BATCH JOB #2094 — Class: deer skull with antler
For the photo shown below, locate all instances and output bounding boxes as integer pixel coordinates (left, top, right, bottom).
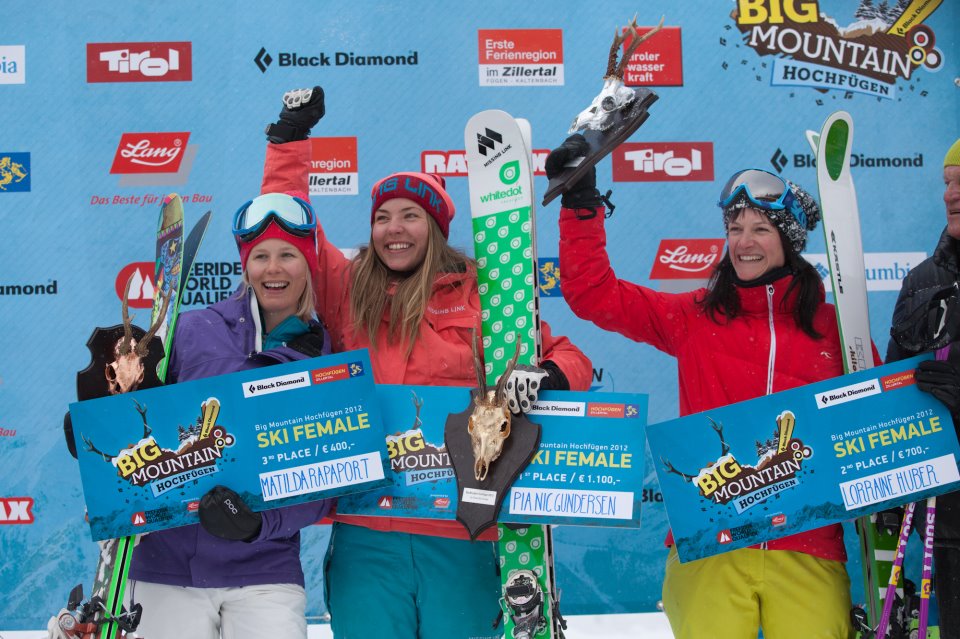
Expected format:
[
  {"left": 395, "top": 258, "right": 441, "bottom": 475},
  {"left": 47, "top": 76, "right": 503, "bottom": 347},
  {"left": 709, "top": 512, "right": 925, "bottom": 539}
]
[
  {"left": 105, "top": 275, "right": 170, "bottom": 395},
  {"left": 468, "top": 333, "right": 522, "bottom": 482},
  {"left": 569, "top": 15, "right": 664, "bottom": 133}
]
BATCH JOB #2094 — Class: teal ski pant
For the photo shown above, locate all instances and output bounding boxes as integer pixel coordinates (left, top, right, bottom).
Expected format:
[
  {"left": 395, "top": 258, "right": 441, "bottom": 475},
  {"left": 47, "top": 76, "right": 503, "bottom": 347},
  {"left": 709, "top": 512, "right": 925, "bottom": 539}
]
[{"left": 324, "top": 522, "right": 503, "bottom": 639}]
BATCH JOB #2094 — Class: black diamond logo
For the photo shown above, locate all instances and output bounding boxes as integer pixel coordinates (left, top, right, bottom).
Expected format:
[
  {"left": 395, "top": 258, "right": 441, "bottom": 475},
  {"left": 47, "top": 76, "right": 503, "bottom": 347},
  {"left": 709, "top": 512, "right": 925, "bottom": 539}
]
[
  {"left": 770, "top": 148, "right": 788, "bottom": 173},
  {"left": 254, "top": 47, "right": 273, "bottom": 73},
  {"left": 476, "top": 128, "right": 503, "bottom": 156}
]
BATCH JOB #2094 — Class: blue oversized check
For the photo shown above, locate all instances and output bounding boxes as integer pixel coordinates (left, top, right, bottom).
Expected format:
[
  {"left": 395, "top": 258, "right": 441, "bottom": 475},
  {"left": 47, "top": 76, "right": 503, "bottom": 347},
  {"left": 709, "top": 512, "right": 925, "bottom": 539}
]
[
  {"left": 646, "top": 355, "right": 960, "bottom": 562},
  {"left": 70, "top": 350, "right": 389, "bottom": 540},
  {"left": 336, "top": 387, "right": 648, "bottom": 527}
]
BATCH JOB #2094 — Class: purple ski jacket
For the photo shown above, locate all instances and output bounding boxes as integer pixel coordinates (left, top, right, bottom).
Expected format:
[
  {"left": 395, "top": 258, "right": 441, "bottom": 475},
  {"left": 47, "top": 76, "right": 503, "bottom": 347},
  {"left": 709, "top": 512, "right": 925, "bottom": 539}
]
[{"left": 129, "top": 288, "right": 332, "bottom": 588}]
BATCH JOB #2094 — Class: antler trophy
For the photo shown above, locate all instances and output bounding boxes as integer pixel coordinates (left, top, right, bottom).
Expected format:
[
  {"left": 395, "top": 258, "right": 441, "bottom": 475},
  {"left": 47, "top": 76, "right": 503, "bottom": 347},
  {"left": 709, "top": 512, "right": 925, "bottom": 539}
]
[
  {"left": 542, "top": 15, "right": 664, "bottom": 206},
  {"left": 444, "top": 331, "right": 543, "bottom": 539}
]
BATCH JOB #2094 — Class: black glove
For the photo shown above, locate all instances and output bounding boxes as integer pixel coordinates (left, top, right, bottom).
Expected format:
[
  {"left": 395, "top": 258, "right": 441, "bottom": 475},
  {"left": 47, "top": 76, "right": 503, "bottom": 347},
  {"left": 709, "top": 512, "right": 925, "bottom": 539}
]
[
  {"left": 539, "top": 360, "right": 569, "bottom": 391},
  {"left": 287, "top": 324, "right": 325, "bottom": 358},
  {"left": 199, "top": 485, "right": 263, "bottom": 541},
  {"left": 544, "top": 134, "right": 602, "bottom": 210},
  {"left": 916, "top": 357, "right": 960, "bottom": 416},
  {"left": 265, "top": 86, "right": 325, "bottom": 144}
]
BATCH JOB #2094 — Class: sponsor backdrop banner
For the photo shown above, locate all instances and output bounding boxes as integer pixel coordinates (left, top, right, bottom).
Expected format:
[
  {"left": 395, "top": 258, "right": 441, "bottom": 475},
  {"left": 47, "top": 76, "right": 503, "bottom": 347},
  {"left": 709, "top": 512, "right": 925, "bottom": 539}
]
[
  {"left": 647, "top": 355, "right": 960, "bottom": 562},
  {"left": 0, "top": 0, "right": 957, "bottom": 629}
]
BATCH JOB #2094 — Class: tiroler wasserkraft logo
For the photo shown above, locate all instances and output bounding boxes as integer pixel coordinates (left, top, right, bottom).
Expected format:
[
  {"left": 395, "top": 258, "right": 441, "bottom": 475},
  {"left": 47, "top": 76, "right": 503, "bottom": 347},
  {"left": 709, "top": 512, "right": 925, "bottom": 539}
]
[
  {"left": 730, "top": 0, "right": 945, "bottom": 100},
  {"left": 0, "top": 152, "right": 30, "bottom": 192},
  {"left": 253, "top": 46, "right": 419, "bottom": 73}
]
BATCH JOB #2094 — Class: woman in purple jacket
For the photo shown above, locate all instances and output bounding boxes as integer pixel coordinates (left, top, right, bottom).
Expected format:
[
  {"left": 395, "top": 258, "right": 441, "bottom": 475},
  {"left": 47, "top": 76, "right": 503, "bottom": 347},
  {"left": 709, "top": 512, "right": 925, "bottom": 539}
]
[{"left": 127, "top": 193, "right": 331, "bottom": 639}]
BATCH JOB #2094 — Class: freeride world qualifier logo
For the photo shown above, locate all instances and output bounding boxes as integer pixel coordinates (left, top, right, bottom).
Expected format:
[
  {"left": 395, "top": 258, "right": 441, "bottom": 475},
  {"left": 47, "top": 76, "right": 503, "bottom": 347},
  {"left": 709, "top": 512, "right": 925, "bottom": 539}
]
[{"left": 730, "top": 0, "right": 945, "bottom": 100}]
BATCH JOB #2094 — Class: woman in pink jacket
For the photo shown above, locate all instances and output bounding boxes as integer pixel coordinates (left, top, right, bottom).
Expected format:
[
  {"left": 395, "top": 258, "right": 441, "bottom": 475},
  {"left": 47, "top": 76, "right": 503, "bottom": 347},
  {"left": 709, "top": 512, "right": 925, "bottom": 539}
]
[
  {"left": 547, "top": 134, "right": 878, "bottom": 639},
  {"left": 260, "top": 88, "right": 592, "bottom": 639}
]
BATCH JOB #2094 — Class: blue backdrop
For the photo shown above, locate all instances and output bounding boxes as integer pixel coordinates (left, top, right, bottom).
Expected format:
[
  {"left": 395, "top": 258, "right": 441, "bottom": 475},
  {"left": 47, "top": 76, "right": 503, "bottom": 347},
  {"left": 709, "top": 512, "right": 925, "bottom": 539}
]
[{"left": 1, "top": 0, "right": 957, "bottom": 630}]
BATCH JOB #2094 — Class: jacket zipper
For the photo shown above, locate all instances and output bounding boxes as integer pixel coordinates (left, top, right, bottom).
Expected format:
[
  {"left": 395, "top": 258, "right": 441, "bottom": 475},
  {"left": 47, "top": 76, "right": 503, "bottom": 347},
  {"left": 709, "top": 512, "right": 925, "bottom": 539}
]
[
  {"left": 766, "top": 284, "right": 776, "bottom": 396},
  {"left": 761, "top": 283, "right": 776, "bottom": 553}
]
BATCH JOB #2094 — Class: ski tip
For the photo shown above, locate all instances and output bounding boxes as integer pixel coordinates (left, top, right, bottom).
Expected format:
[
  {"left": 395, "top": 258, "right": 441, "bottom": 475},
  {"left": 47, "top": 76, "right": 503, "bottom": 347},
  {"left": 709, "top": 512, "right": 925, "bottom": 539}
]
[{"left": 162, "top": 193, "right": 181, "bottom": 206}]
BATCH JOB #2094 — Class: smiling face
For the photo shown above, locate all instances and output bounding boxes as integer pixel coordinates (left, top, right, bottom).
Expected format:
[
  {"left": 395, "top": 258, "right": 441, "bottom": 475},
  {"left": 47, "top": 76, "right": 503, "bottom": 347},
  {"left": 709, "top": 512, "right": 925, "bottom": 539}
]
[
  {"left": 945, "top": 165, "right": 960, "bottom": 240},
  {"left": 244, "top": 238, "right": 308, "bottom": 332},
  {"left": 726, "top": 207, "right": 786, "bottom": 281},
  {"left": 371, "top": 197, "right": 431, "bottom": 273}
]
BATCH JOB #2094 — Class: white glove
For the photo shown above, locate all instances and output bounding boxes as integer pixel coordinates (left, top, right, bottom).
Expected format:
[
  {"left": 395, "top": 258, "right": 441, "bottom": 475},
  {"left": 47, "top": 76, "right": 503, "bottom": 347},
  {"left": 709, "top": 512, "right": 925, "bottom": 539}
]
[{"left": 504, "top": 365, "right": 549, "bottom": 415}]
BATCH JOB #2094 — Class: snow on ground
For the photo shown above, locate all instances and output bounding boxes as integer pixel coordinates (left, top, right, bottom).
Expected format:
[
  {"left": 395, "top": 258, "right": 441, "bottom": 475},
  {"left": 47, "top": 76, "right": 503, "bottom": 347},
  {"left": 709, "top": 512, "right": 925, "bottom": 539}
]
[{"left": 0, "top": 613, "right": 675, "bottom": 638}]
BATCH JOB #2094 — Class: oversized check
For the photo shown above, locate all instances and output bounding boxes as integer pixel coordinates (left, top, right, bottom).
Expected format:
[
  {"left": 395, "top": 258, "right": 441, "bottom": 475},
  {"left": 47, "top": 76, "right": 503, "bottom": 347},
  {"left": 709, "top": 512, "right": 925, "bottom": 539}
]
[
  {"left": 646, "top": 355, "right": 960, "bottom": 562},
  {"left": 70, "top": 350, "right": 389, "bottom": 540},
  {"left": 336, "top": 386, "right": 648, "bottom": 527}
]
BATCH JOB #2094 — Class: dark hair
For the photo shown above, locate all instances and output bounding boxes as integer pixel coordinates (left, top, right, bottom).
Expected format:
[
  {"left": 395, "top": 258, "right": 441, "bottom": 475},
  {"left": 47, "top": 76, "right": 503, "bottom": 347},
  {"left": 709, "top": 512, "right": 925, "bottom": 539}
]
[{"left": 697, "top": 229, "right": 824, "bottom": 339}]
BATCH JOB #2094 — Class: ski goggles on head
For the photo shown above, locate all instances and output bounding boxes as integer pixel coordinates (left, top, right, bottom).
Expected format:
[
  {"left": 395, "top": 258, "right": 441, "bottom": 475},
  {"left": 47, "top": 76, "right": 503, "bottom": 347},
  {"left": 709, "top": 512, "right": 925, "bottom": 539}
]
[
  {"left": 232, "top": 193, "right": 316, "bottom": 243},
  {"left": 718, "top": 169, "right": 799, "bottom": 215}
]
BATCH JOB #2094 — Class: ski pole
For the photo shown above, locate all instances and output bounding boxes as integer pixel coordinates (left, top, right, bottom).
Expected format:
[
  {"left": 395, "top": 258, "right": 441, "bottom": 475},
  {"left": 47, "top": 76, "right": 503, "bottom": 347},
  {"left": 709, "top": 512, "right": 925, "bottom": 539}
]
[
  {"left": 876, "top": 501, "right": 916, "bottom": 639},
  {"left": 918, "top": 496, "right": 936, "bottom": 638}
]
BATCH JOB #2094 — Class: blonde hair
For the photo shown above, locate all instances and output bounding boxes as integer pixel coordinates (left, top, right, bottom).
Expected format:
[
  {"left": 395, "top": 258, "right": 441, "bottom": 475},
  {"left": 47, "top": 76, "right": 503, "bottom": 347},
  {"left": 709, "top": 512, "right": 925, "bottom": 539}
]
[{"left": 350, "top": 219, "right": 472, "bottom": 352}]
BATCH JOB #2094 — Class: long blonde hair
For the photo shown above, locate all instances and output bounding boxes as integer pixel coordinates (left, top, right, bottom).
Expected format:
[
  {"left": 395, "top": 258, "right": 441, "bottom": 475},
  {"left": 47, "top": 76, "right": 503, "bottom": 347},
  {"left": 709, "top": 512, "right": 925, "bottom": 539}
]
[{"left": 350, "top": 219, "right": 472, "bottom": 351}]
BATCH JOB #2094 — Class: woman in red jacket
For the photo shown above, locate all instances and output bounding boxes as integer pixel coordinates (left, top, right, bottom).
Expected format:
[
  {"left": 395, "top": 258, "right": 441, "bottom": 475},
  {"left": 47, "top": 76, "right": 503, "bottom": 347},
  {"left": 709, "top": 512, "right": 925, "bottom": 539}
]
[
  {"left": 260, "top": 89, "right": 592, "bottom": 639},
  {"left": 548, "top": 135, "right": 875, "bottom": 639}
]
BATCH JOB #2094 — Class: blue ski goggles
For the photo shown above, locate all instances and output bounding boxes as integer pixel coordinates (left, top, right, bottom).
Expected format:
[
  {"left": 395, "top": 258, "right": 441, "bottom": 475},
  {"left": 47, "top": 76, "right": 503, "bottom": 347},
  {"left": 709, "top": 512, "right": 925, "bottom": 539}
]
[
  {"left": 718, "top": 169, "right": 798, "bottom": 213},
  {"left": 232, "top": 193, "right": 316, "bottom": 243}
]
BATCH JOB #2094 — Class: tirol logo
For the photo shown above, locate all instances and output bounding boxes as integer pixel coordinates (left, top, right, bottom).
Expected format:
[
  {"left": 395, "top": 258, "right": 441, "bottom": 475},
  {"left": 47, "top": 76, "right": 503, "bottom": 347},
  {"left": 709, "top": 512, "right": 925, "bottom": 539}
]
[
  {"left": 731, "top": 0, "right": 945, "bottom": 100},
  {"left": 649, "top": 239, "right": 725, "bottom": 280},
  {"left": 661, "top": 410, "right": 813, "bottom": 514},
  {"left": 622, "top": 25, "right": 684, "bottom": 86},
  {"left": 0, "top": 497, "right": 34, "bottom": 524},
  {"left": 84, "top": 398, "right": 233, "bottom": 498},
  {"left": 111, "top": 133, "right": 190, "bottom": 174},
  {"left": 613, "top": 142, "right": 714, "bottom": 182},
  {"left": 385, "top": 392, "right": 455, "bottom": 486},
  {"left": 0, "top": 45, "right": 26, "bottom": 84},
  {"left": 87, "top": 42, "right": 192, "bottom": 82},
  {"left": 0, "top": 152, "right": 30, "bottom": 192},
  {"left": 309, "top": 137, "right": 358, "bottom": 195},
  {"left": 116, "top": 262, "right": 157, "bottom": 310},
  {"left": 421, "top": 149, "right": 550, "bottom": 177},
  {"left": 478, "top": 29, "right": 564, "bottom": 87}
]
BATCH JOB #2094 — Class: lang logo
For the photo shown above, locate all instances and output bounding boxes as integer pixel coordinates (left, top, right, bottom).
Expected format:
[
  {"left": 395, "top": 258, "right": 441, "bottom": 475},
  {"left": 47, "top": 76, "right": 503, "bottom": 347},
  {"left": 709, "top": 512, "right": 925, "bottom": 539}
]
[
  {"left": 116, "top": 262, "right": 157, "bottom": 310},
  {"left": 649, "top": 239, "right": 724, "bottom": 280},
  {"left": 0, "top": 497, "right": 34, "bottom": 524},
  {"left": 0, "top": 152, "right": 30, "bottom": 192},
  {"left": 87, "top": 42, "right": 192, "bottom": 82},
  {"left": 111, "top": 132, "right": 190, "bottom": 174},
  {"left": 613, "top": 142, "right": 714, "bottom": 182}
]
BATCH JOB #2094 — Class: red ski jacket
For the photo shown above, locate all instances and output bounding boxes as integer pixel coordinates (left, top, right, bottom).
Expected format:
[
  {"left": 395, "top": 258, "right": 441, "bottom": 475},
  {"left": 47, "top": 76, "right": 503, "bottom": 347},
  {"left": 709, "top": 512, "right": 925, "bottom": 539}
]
[
  {"left": 559, "top": 207, "right": 881, "bottom": 562},
  {"left": 261, "top": 141, "right": 592, "bottom": 540}
]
